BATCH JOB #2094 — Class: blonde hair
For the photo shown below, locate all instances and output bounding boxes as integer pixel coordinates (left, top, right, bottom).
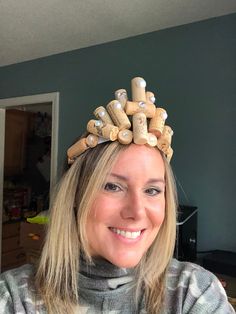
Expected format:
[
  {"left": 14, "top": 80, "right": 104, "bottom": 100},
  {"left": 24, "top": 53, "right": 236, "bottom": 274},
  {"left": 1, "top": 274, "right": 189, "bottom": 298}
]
[{"left": 35, "top": 141, "right": 177, "bottom": 314}]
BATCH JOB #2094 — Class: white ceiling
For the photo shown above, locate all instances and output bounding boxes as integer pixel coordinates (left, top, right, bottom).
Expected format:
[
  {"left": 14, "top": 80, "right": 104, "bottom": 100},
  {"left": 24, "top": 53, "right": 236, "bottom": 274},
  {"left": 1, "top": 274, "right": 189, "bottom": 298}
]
[{"left": 1, "top": 0, "right": 236, "bottom": 67}]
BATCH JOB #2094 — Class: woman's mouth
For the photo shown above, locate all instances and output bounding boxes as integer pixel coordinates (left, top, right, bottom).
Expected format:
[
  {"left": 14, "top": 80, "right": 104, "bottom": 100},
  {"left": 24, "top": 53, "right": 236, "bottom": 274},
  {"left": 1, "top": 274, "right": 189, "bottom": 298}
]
[{"left": 109, "top": 227, "right": 143, "bottom": 239}]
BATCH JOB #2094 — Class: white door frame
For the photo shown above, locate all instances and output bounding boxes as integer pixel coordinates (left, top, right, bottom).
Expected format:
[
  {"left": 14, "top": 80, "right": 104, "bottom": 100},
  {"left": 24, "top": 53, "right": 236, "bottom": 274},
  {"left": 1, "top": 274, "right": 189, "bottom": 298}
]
[{"left": 0, "top": 92, "right": 59, "bottom": 271}]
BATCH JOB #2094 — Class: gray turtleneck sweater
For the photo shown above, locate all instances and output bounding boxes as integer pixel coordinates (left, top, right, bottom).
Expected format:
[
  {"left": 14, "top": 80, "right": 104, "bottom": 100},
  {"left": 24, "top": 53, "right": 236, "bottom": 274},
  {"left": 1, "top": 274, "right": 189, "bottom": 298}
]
[{"left": 0, "top": 258, "right": 234, "bottom": 313}]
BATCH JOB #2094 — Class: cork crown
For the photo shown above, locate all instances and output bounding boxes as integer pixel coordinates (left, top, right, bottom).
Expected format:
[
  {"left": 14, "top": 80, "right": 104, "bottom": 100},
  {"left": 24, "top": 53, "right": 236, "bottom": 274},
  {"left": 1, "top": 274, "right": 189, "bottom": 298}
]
[{"left": 67, "top": 77, "right": 174, "bottom": 164}]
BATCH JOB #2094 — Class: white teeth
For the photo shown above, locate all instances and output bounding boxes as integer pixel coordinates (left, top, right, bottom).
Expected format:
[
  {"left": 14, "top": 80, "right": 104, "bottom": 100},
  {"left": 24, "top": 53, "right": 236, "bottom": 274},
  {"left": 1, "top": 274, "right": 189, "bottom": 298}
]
[
  {"left": 120, "top": 230, "right": 126, "bottom": 237},
  {"left": 111, "top": 228, "right": 141, "bottom": 239}
]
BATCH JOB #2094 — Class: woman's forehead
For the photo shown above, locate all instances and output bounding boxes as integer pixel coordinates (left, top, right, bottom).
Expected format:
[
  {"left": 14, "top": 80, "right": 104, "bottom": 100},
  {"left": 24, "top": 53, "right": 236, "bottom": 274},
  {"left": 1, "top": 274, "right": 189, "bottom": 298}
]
[{"left": 108, "top": 144, "right": 165, "bottom": 178}]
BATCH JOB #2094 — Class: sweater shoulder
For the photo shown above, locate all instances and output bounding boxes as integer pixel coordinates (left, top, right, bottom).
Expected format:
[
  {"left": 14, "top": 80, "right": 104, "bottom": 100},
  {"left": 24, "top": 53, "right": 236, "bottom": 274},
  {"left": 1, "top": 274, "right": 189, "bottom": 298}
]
[
  {"left": 1, "top": 263, "right": 34, "bottom": 277},
  {"left": 165, "top": 259, "right": 234, "bottom": 313},
  {"left": 166, "top": 258, "right": 221, "bottom": 296},
  {"left": 167, "top": 258, "right": 213, "bottom": 280},
  {"left": 0, "top": 264, "right": 39, "bottom": 314},
  {"left": 0, "top": 263, "right": 34, "bottom": 289}
]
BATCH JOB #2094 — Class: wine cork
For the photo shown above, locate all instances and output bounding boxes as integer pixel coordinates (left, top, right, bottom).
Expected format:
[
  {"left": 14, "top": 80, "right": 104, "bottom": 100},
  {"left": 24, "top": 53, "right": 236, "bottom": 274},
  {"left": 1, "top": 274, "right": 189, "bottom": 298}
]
[
  {"left": 125, "top": 101, "right": 155, "bottom": 118},
  {"left": 166, "top": 147, "right": 173, "bottom": 163},
  {"left": 106, "top": 100, "right": 131, "bottom": 130},
  {"left": 146, "top": 91, "right": 156, "bottom": 104},
  {"left": 87, "top": 119, "right": 104, "bottom": 136},
  {"left": 94, "top": 106, "right": 114, "bottom": 125},
  {"left": 132, "top": 112, "right": 148, "bottom": 145},
  {"left": 157, "top": 126, "right": 173, "bottom": 152},
  {"left": 101, "top": 124, "right": 119, "bottom": 141},
  {"left": 162, "top": 125, "right": 174, "bottom": 145},
  {"left": 118, "top": 129, "right": 133, "bottom": 144},
  {"left": 115, "top": 89, "right": 128, "bottom": 109},
  {"left": 157, "top": 138, "right": 169, "bottom": 154},
  {"left": 67, "top": 138, "right": 89, "bottom": 160},
  {"left": 86, "top": 134, "right": 99, "bottom": 147},
  {"left": 149, "top": 108, "right": 168, "bottom": 138},
  {"left": 131, "top": 77, "right": 146, "bottom": 102},
  {"left": 147, "top": 133, "right": 158, "bottom": 147}
]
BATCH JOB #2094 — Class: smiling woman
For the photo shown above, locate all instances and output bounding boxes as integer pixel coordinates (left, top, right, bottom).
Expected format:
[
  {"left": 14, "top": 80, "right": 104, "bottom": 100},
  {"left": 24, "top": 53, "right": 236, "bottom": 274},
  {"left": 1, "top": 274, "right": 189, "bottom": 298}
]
[
  {"left": 86, "top": 144, "right": 166, "bottom": 269},
  {"left": 0, "top": 78, "right": 234, "bottom": 314}
]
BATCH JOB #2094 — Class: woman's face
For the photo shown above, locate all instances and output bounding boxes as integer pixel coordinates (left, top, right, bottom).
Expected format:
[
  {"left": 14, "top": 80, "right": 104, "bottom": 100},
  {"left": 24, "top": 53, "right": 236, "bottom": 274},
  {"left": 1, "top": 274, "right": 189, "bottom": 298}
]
[{"left": 86, "top": 144, "right": 166, "bottom": 268}]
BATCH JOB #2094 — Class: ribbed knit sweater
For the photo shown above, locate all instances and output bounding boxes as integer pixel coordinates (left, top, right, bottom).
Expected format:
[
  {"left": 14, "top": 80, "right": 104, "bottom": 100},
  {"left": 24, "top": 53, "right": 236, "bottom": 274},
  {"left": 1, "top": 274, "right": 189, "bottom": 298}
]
[{"left": 0, "top": 258, "right": 234, "bottom": 313}]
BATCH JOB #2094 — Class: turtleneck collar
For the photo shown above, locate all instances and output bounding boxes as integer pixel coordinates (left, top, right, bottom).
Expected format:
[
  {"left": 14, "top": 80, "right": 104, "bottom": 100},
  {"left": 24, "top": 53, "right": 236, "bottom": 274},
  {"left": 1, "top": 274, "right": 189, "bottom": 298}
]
[{"left": 78, "top": 256, "right": 135, "bottom": 292}]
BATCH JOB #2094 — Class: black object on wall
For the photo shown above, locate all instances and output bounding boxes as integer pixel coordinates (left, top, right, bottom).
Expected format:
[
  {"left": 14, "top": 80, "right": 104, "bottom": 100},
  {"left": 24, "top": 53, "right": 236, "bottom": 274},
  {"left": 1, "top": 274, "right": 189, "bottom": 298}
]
[{"left": 175, "top": 205, "right": 198, "bottom": 262}]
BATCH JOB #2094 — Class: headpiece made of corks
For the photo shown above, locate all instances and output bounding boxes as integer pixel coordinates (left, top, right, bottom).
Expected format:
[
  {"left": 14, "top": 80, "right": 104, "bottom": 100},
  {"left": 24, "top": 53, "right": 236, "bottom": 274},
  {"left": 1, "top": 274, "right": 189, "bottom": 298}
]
[{"left": 67, "top": 77, "right": 174, "bottom": 164}]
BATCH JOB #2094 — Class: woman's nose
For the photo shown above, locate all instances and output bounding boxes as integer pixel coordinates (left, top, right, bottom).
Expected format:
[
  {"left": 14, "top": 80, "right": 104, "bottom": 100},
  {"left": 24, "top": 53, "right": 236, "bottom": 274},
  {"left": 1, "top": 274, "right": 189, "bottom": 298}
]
[{"left": 120, "top": 191, "right": 146, "bottom": 220}]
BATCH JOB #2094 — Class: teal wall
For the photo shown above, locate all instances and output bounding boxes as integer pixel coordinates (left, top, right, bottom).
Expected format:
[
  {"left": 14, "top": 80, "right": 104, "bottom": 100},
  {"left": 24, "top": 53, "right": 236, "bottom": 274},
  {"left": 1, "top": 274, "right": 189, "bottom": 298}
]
[{"left": 1, "top": 14, "right": 235, "bottom": 252}]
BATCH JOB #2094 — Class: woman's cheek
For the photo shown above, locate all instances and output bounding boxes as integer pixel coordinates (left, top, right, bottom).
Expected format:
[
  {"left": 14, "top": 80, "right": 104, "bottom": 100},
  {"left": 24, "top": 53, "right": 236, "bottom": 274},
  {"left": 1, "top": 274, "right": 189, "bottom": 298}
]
[{"left": 149, "top": 202, "right": 165, "bottom": 226}]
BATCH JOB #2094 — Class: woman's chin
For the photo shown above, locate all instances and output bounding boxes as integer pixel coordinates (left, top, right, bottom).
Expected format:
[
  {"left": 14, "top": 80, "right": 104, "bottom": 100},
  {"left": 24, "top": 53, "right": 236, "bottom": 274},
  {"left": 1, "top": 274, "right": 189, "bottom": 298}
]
[{"left": 107, "top": 255, "right": 142, "bottom": 268}]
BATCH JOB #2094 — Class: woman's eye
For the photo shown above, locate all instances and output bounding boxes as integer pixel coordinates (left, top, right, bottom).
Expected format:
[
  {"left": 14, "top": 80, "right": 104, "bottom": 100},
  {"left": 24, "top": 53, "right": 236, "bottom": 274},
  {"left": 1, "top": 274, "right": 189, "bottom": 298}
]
[
  {"left": 145, "top": 187, "right": 161, "bottom": 196},
  {"left": 104, "top": 182, "right": 121, "bottom": 192}
]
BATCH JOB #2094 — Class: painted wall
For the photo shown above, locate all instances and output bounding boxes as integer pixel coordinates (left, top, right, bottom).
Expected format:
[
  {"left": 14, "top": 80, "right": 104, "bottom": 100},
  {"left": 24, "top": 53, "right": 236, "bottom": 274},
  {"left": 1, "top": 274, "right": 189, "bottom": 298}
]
[{"left": 0, "top": 13, "right": 235, "bottom": 252}]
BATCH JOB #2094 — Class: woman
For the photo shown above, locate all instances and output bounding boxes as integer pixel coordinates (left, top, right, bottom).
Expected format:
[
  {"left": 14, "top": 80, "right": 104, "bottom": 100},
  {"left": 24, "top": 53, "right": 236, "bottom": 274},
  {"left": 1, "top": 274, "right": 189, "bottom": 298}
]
[{"left": 0, "top": 77, "right": 234, "bottom": 313}]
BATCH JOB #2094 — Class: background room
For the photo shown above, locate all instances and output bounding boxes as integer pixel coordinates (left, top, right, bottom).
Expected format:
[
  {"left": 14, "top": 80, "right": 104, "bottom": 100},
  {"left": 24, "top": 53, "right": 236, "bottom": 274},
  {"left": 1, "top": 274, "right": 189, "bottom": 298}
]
[{"left": 0, "top": 0, "right": 236, "bottom": 307}]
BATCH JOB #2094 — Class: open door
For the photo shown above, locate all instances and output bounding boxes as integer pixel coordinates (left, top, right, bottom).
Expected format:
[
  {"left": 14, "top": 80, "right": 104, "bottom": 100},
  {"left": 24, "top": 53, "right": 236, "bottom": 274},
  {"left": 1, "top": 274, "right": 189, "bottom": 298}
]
[{"left": 0, "top": 92, "right": 59, "bottom": 272}]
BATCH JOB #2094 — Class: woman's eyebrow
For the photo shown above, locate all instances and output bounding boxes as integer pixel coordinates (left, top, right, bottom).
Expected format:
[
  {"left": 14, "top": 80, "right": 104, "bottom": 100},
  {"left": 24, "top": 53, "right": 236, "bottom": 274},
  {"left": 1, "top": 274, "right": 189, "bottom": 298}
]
[
  {"left": 147, "top": 178, "right": 165, "bottom": 185},
  {"left": 109, "top": 173, "right": 127, "bottom": 181},
  {"left": 109, "top": 173, "right": 165, "bottom": 184}
]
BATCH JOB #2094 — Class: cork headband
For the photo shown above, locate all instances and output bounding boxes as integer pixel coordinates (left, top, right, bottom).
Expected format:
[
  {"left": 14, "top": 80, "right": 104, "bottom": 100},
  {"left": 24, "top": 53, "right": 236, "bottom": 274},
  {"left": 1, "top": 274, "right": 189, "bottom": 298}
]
[{"left": 67, "top": 77, "right": 174, "bottom": 164}]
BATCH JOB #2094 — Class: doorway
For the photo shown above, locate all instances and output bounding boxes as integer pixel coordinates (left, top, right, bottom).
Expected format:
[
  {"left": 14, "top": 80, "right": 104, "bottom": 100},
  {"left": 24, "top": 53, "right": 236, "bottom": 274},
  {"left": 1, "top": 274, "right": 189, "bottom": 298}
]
[{"left": 0, "top": 92, "right": 59, "bottom": 271}]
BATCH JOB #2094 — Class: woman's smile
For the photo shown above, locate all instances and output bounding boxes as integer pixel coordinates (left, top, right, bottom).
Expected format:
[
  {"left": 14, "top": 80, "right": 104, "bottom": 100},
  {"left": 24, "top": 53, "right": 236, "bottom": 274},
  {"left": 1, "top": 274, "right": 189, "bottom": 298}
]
[{"left": 109, "top": 227, "right": 144, "bottom": 241}]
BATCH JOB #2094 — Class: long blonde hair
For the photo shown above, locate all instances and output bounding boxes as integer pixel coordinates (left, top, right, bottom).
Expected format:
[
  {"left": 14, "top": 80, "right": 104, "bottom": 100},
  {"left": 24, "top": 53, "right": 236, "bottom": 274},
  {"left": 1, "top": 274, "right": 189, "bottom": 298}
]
[{"left": 35, "top": 141, "right": 177, "bottom": 314}]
